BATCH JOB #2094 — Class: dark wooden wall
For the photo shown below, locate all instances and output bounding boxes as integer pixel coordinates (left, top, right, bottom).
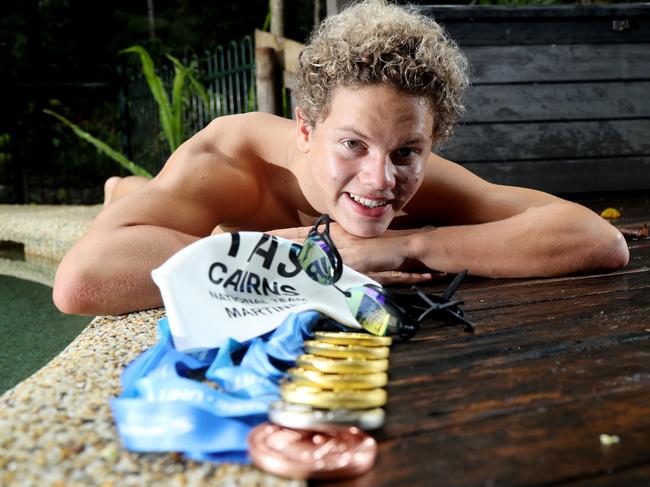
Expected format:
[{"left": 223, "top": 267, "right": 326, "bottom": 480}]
[{"left": 420, "top": 5, "right": 650, "bottom": 195}]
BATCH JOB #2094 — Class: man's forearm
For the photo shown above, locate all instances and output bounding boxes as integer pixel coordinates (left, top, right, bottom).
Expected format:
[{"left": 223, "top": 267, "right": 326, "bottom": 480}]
[
  {"left": 407, "top": 201, "right": 629, "bottom": 278},
  {"left": 54, "top": 225, "right": 199, "bottom": 316}
]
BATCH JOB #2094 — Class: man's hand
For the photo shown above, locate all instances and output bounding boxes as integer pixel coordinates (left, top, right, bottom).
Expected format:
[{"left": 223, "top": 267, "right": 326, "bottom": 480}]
[{"left": 267, "top": 222, "right": 445, "bottom": 285}]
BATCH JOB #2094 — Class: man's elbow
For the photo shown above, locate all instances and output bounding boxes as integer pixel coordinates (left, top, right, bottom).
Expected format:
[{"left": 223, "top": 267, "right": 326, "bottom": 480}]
[
  {"left": 607, "top": 231, "right": 630, "bottom": 269},
  {"left": 53, "top": 265, "right": 103, "bottom": 316},
  {"left": 587, "top": 230, "right": 629, "bottom": 272}
]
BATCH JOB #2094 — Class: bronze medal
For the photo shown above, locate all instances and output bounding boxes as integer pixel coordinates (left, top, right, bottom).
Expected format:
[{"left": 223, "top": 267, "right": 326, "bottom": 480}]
[{"left": 248, "top": 422, "right": 377, "bottom": 480}]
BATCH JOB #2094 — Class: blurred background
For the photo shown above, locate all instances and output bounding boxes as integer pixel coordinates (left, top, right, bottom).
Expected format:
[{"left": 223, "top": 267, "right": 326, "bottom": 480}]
[{"left": 0, "top": 0, "right": 636, "bottom": 204}]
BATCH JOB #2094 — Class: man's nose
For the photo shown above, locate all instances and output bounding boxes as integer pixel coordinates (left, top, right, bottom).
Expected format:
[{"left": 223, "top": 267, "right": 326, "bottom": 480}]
[{"left": 360, "top": 153, "right": 396, "bottom": 190}]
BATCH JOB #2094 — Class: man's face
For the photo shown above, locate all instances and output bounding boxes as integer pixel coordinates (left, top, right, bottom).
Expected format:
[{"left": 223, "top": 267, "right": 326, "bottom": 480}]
[{"left": 296, "top": 84, "right": 434, "bottom": 237}]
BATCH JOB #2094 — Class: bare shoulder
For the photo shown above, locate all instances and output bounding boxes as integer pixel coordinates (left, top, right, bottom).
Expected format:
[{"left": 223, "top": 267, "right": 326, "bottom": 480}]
[
  {"left": 404, "top": 153, "right": 561, "bottom": 225},
  {"left": 93, "top": 113, "right": 293, "bottom": 236},
  {"left": 194, "top": 112, "right": 294, "bottom": 163}
]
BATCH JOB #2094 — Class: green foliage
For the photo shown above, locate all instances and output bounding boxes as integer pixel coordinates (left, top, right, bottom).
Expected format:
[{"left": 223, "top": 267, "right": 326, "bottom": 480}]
[
  {"left": 121, "top": 45, "right": 209, "bottom": 152},
  {"left": 43, "top": 109, "right": 153, "bottom": 178},
  {"left": 262, "top": 0, "right": 272, "bottom": 32},
  {"left": 44, "top": 45, "right": 209, "bottom": 180}
]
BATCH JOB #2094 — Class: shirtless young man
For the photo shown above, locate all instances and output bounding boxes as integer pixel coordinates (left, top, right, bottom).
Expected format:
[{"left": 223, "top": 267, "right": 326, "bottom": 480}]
[{"left": 53, "top": 0, "right": 628, "bottom": 316}]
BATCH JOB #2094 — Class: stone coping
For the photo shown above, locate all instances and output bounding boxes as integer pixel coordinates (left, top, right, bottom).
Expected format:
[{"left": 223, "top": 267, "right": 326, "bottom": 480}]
[
  {"left": 0, "top": 205, "right": 301, "bottom": 486},
  {"left": 0, "top": 204, "right": 102, "bottom": 262}
]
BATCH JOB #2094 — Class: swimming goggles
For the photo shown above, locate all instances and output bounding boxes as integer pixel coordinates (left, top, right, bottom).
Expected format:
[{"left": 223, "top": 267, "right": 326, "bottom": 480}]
[{"left": 297, "top": 214, "right": 475, "bottom": 340}]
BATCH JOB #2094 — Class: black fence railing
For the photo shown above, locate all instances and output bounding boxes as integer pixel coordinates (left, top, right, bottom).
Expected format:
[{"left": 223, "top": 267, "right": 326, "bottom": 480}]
[{"left": 123, "top": 36, "right": 256, "bottom": 174}]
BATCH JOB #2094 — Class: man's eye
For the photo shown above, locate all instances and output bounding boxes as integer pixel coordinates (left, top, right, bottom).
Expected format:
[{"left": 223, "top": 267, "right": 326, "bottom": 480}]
[
  {"left": 394, "top": 147, "right": 417, "bottom": 159},
  {"left": 343, "top": 140, "right": 362, "bottom": 150}
]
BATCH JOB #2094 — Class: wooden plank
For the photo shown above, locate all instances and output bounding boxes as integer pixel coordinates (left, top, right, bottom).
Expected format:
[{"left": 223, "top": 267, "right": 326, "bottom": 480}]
[
  {"left": 419, "top": 243, "right": 650, "bottom": 306},
  {"left": 254, "top": 29, "right": 304, "bottom": 74},
  {"left": 459, "top": 269, "right": 650, "bottom": 313},
  {"left": 255, "top": 47, "right": 281, "bottom": 115},
  {"left": 561, "top": 463, "right": 650, "bottom": 486},
  {"left": 442, "top": 18, "right": 650, "bottom": 46},
  {"left": 458, "top": 157, "right": 650, "bottom": 194},
  {"left": 440, "top": 120, "right": 650, "bottom": 162},
  {"left": 405, "top": 244, "right": 650, "bottom": 314},
  {"left": 283, "top": 69, "right": 297, "bottom": 91},
  {"left": 382, "top": 282, "right": 650, "bottom": 402},
  {"left": 464, "top": 44, "right": 650, "bottom": 84},
  {"left": 624, "top": 242, "right": 650, "bottom": 272},
  {"left": 419, "top": 5, "right": 650, "bottom": 21},
  {"left": 386, "top": 336, "right": 650, "bottom": 435},
  {"left": 574, "top": 194, "right": 650, "bottom": 226},
  {"left": 376, "top": 283, "right": 650, "bottom": 422},
  {"left": 354, "top": 299, "right": 650, "bottom": 486},
  {"left": 330, "top": 388, "right": 650, "bottom": 487},
  {"left": 395, "top": 284, "right": 650, "bottom": 363},
  {"left": 464, "top": 81, "right": 650, "bottom": 123},
  {"left": 423, "top": 3, "right": 650, "bottom": 47}
]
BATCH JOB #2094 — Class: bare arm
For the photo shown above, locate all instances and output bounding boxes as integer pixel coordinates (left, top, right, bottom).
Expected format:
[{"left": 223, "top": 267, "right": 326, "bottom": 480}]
[
  {"left": 53, "top": 191, "right": 204, "bottom": 315},
  {"left": 54, "top": 118, "right": 261, "bottom": 315},
  {"left": 271, "top": 155, "right": 628, "bottom": 281},
  {"left": 400, "top": 155, "right": 629, "bottom": 277},
  {"left": 406, "top": 198, "right": 628, "bottom": 278}
]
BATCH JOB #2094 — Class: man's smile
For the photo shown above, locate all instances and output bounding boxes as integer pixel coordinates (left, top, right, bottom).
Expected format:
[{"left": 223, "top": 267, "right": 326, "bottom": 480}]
[{"left": 346, "top": 192, "right": 392, "bottom": 209}]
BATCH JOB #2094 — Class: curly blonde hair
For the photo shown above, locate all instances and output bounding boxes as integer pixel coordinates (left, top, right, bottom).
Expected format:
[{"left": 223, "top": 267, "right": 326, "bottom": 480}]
[{"left": 295, "top": 0, "right": 469, "bottom": 146}]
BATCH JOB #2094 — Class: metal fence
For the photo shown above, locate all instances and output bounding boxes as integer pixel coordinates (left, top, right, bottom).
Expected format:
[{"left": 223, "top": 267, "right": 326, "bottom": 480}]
[{"left": 124, "top": 36, "right": 256, "bottom": 173}]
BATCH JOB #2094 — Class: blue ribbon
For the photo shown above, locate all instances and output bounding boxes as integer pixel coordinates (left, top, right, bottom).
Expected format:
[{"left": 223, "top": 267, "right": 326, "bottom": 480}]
[{"left": 111, "top": 311, "right": 319, "bottom": 463}]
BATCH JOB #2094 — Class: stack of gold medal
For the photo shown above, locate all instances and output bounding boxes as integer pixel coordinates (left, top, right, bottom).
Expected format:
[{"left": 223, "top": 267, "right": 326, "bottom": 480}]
[{"left": 269, "top": 330, "right": 392, "bottom": 431}]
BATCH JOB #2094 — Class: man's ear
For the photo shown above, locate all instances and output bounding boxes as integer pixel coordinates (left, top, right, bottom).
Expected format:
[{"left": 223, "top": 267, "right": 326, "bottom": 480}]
[{"left": 295, "top": 107, "right": 312, "bottom": 153}]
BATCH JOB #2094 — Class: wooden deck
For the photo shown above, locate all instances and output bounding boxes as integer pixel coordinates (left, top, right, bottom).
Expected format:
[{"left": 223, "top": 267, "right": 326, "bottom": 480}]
[{"left": 325, "top": 194, "right": 650, "bottom": 486}]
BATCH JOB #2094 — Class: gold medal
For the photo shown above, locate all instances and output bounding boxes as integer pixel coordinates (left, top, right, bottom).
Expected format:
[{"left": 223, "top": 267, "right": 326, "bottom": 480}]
[
  {"left": 288, "top": 367, "right": 388, "bottom": 390},
  {"left": 281, "top": 383, "right": 387, "bottom": 410},
  {"left": 296, "top": 354, "right": 389, "bottom": 374},
  {"left": 304, "top": 341, "right": 390, "bottom": 360},
  {"left": 314, "top": 331, "right": 392, "bottom": 347}
]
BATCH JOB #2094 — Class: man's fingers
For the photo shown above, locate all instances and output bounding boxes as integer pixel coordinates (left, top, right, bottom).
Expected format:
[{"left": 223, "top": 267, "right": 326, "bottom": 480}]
[
  {"left": 266, "top": 226, "right": 310, "bottom": 243},
  {"left": 367, "top": 271, "right": 446, "bottom": 285}
]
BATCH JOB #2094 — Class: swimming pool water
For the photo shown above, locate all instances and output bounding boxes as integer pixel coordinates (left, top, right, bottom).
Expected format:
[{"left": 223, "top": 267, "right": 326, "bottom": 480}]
[{"left": 0, "top": 274, "right": 89, "bottom": 394}]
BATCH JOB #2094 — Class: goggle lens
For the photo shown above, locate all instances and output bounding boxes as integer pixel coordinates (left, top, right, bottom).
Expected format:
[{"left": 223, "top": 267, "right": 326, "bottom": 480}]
[
  {"left": 346, "top": 287, "right": 399, "bottom": 336},
  {"left": 298, "top": 235, "right": 337, "bottom": 285}
]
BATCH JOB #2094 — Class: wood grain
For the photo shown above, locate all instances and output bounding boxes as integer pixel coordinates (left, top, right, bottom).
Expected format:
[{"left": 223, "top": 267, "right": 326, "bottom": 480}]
[{"left": 315, "top": 209, "right": 650, "bottom": 486}]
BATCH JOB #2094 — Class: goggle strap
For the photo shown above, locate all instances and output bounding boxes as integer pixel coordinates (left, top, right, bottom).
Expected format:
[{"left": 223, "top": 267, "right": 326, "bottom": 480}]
[
  {"left": 311, "top": 215, "right": 344, "bottom": 283},
  {"left": 444, "top": 308, "right": 475, "bottom": 333},
  {"left": 334, "top": 284, "right": 351, "bottom": 297},
  {"left": 443, "top": 269, "right": 468, "bottom": 301},
  {"left": 413, "top": 298, "right": 465, "bottom": 322},
  {"left": 409, "top": 286, "right": 474, "bottom": 333}
]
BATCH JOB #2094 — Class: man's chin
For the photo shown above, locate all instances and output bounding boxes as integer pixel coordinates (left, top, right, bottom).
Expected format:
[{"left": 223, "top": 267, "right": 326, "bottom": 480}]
[
  {"left": 330, "top": 202, "right": 394, "bottom": 236},
  {"left": 340, "top": 217, "right": 391, "bottom": 238}
]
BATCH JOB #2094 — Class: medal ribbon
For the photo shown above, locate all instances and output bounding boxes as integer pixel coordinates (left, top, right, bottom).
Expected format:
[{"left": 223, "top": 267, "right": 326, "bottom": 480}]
[{"left": 110, "top": 311, "right": 319, "bottom": 462}]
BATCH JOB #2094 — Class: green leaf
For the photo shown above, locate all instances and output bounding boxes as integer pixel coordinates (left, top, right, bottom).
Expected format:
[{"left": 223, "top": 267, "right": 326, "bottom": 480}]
[
  {"left": 121, "top": 45, "right": 176, "bottom": 153},
  {"left": 167, "top": 54, "right": 189, "bottom": 148},
  {"left": 167, "top": 54, "right": 210, "bottom": 143},
  {"left": 44, "top": 109, "right": 153, "bottom": 178},
  {"left": 187, "top": 68, "right": 210, "bottom": 107}
]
